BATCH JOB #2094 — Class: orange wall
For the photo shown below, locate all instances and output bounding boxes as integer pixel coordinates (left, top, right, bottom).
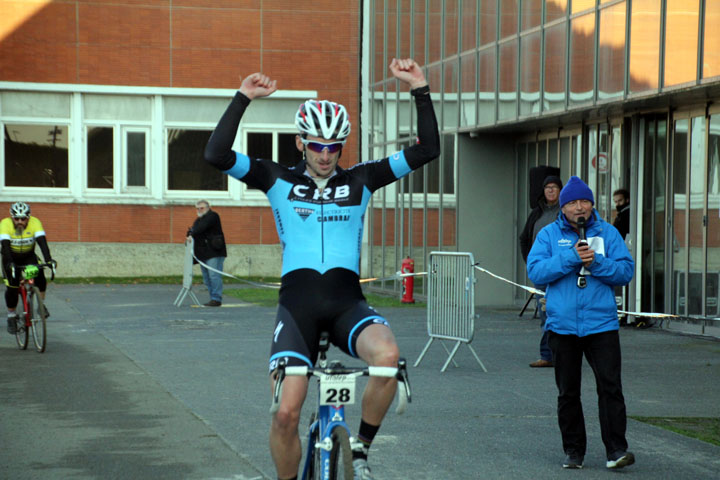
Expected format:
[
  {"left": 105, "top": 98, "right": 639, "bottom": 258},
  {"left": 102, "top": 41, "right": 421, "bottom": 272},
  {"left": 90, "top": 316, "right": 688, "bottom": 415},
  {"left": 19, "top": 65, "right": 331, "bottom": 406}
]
[
  {"left": 0, "top": 1, "right": 361, "bottom": 164},
  {"left": 371, "top": 207, "right": 456, "bottom": 247},
  {"left": 0, "top": 1, "right": 361, "bottom": 245}
]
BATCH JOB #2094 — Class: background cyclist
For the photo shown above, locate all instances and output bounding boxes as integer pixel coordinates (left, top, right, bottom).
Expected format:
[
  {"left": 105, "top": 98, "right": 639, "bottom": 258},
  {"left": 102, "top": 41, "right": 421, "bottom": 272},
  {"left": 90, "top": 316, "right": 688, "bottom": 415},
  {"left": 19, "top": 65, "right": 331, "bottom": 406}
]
[
  {"left": 204, "top": 58, "right": 438, "bottom": 480},
  {"left": 0, "top": 202, "right": 56, "bottom": 334}
]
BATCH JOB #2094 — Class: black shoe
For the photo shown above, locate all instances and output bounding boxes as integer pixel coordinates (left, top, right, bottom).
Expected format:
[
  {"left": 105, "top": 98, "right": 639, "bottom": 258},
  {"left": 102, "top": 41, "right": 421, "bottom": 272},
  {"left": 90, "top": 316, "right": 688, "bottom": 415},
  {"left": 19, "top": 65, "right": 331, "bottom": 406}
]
[
  {"left": 563, "top": 454, "right": 584, "bottom": 469},
  {"left": 204, "top": 300, "right": 222, "bottom": 307},
  {"left": 607, "top": 451, "right": 635, "bottom": 469},
  {"left": 7, "top": 315, "right": 18, "bottom": 335}
]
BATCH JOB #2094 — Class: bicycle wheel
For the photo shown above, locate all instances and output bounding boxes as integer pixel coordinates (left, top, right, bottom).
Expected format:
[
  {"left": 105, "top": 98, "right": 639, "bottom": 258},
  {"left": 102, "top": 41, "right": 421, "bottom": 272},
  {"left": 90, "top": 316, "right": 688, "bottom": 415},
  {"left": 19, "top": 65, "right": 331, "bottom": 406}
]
[
  {"left": 29, "top": 287, "right": 47, "bottom": 353},
  {"left": 307, "top": 414, "right": 323, "bottom": 480},
  {"left": 328, "top": 426, "right": 353, "bottom": 480},
  {"left": 15, "top": 294, "right": 29, "bottom": 350}
]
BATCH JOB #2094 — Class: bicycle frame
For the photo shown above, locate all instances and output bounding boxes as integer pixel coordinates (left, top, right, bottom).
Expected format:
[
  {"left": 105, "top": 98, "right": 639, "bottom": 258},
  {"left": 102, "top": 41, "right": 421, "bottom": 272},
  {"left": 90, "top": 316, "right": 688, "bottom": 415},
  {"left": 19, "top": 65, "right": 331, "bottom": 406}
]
[
  {"left": 18, "top": 277, "right": 34, "bottom": 329},
  {"left": 301, "top": 402, "right": 351, "bottom": 480},
  {"left": 271, "top": 339, "right": 411, "bottom": 480}
]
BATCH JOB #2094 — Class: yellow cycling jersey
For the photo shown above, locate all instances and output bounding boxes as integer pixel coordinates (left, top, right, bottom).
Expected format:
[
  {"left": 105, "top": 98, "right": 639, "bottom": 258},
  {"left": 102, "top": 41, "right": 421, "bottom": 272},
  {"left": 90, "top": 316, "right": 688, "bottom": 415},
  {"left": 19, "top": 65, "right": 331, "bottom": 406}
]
[{"left": 0, "top": 216, "right": 46, "bottom": 255}]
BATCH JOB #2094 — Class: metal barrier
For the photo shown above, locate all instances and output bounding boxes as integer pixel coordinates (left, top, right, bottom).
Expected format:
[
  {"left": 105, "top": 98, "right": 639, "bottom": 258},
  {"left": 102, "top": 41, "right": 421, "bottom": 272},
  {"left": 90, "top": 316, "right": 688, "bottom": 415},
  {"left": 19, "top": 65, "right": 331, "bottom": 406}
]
[
  {"left": 414, "top": 252, "right": 487, "bottom": 372},
  {"left": 173, "top": 237, "right": 201, "bottom": 307}
]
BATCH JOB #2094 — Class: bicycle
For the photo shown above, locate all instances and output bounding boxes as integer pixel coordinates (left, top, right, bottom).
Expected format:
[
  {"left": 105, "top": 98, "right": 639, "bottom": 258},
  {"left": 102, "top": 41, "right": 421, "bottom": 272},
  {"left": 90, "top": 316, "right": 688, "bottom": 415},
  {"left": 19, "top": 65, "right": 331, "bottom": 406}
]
[
  {"left": 271, "top": 332, "right": 412, "bottom": 480},
  {"left": 11, "top": 263, "right": 55, "bottom": 353}
]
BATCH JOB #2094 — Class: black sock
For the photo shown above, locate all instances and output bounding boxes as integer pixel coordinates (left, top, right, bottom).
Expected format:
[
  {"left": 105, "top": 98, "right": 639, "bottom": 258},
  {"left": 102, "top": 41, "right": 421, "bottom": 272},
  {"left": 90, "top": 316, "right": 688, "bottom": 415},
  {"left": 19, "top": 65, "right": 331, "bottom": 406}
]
[{"left": 353, "top": 419, "right": 380, "bottom": 460}]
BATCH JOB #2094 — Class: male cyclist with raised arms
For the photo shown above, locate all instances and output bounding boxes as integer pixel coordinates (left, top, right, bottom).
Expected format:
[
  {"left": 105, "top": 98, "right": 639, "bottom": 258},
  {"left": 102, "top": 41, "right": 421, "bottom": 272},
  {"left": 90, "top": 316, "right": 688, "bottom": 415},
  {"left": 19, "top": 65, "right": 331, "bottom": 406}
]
[
  {"left": 0, "top": 202, "right": 56, "bottom": 334},
  {"left": 204, "top": 58, "right": 438, "bottom": 480}
]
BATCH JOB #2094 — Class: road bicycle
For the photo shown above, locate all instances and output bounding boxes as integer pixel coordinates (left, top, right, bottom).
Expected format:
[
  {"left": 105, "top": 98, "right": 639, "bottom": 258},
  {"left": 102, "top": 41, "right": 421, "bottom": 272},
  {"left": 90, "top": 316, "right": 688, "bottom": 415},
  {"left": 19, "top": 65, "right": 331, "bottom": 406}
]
[
  {"left": 11, "top": 263, "right": 55, "bottom": 353},
  {"left": 271, "top": 332, "right": 412, "bottom": 480}
]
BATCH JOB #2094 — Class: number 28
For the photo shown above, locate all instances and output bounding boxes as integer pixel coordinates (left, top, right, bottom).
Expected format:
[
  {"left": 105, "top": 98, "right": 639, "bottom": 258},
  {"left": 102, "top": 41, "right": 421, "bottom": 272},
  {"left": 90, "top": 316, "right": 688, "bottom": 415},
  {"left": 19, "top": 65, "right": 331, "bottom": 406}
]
[{"left": 325, "top": 388, "right": 351, "bottom": 403}]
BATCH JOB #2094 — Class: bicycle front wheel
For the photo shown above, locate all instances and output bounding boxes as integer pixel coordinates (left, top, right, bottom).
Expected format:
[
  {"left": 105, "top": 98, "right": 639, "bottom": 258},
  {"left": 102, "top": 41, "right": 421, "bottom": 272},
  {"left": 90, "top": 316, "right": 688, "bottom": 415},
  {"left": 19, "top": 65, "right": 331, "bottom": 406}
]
[
  {"left": 29, "top": 287, "right": 46, "bottom": 353},
  {"left": 15, "top": 310, "right": 28, "bottom": 350},
  {"left": 328, "top": 426, "right": 353, "bottom": 480},
  {"left": 15, "top": 297, "right": 32, "bottom": 350},
  {"left": 307, "top": 413, "right": 323, "bottom": 480}
]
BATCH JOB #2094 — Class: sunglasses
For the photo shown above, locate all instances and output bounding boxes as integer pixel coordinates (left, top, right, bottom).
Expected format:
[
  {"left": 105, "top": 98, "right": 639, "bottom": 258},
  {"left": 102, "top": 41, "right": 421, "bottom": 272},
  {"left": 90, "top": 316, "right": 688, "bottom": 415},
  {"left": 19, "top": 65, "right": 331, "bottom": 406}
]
[
  {"left": 12, "top": 216, "right": 28, "bottom": 221},
  {"left": 301, "top": 138, "right": 345, "bottom": 154}
]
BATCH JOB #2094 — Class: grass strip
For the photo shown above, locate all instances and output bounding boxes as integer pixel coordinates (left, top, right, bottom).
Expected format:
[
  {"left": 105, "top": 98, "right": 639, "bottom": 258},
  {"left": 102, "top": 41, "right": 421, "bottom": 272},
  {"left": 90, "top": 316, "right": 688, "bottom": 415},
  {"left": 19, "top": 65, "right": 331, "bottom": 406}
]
[{"left": 630, "top": 416, "right": 720, "bottom": 446}]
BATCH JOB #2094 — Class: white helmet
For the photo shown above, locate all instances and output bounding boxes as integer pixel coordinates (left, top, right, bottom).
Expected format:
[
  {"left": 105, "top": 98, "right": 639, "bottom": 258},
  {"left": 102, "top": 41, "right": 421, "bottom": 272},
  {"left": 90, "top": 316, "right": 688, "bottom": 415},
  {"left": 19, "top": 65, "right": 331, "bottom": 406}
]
[
  {"left": 295, "top": 100, "right": 351, "bottom": 141},
  {"left": 10, "top": 201, "right": 30, "bottom": 218}
]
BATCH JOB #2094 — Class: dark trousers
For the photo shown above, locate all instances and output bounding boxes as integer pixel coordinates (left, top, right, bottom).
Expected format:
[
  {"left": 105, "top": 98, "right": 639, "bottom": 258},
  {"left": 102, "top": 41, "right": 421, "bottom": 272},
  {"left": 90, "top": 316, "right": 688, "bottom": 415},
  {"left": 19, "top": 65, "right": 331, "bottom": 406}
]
[{"left": 548, "top": 330, "right": 628, "bottom": 457}]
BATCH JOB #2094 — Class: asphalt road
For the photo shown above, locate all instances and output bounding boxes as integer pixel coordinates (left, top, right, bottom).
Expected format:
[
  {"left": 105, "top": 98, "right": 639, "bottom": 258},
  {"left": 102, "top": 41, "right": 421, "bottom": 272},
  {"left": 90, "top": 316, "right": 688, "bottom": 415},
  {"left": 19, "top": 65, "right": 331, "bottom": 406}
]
[{"left": 1, "top": 284, "right": 719, "bottom": 479}]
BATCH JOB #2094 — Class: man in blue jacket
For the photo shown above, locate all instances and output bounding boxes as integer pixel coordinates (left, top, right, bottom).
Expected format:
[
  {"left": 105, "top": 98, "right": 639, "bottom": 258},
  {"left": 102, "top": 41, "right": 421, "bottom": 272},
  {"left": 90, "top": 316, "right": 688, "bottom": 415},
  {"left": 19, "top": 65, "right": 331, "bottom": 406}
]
[{"left": 527, "top": 176, "right": 635, "bottom": 470}]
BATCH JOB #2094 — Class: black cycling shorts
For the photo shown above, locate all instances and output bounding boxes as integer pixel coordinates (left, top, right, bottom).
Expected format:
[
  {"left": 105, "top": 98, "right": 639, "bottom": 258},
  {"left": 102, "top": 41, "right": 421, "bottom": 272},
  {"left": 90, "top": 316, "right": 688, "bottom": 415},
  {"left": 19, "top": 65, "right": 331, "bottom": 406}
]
[{"left": 268, "top": 268, "right": 389, "bottom": 372}]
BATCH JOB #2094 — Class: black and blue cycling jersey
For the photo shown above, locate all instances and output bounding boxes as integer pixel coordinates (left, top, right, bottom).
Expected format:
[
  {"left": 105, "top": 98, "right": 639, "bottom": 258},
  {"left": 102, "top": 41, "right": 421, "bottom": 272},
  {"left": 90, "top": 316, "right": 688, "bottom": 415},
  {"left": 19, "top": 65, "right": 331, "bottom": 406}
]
[{"left": 205, "top": 85, "right": 439, "bottom": 369}]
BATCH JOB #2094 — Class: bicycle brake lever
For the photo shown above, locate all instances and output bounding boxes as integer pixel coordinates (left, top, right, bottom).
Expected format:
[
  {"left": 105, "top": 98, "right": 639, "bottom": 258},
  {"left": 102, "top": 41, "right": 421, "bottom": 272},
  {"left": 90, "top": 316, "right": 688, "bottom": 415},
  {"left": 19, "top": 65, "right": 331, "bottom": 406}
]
[
  {"left": 270, "top": 361, "right": 287, "bottom": 415},
  {"left": 394, "top": 358, "right": 412, "bottom": 414}
]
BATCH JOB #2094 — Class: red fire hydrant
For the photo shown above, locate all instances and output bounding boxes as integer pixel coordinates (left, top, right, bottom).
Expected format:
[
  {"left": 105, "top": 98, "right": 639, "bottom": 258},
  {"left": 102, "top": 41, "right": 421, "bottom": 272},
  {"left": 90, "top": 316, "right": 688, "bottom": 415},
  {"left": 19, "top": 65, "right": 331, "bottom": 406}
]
[{"left": 401, "top": 256, "right": 415, "bottom": 304}]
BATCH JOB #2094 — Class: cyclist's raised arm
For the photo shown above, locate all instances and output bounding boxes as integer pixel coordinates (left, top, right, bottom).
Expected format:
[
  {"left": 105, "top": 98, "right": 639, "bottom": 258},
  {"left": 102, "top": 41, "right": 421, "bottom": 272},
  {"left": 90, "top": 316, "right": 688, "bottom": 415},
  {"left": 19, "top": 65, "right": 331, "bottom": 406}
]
[
  {"left": 354, "top": 59, "right": 440, "bottom": 192},
  {"left": 204, "top": 73, "right": 280, "bottom": 192}
]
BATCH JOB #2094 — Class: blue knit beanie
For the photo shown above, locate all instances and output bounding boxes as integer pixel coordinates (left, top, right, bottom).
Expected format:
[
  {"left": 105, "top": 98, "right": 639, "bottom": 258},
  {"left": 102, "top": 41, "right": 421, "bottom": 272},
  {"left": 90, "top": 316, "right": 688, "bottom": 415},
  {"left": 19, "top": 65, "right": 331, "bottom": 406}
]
[{"left": 559, "top": 176, "right": 594, "bottom": 207}]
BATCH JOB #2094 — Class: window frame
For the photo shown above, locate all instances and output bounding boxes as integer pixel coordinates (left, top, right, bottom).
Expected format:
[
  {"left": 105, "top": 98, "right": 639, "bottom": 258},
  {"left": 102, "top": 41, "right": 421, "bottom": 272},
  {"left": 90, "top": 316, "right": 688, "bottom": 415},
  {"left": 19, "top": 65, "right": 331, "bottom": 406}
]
[
  {"left": 1, "top": 120, "right": 72, "bottom": 193},
  {"left": 0, "top": 81, "right": 316, "bottom": 206}
]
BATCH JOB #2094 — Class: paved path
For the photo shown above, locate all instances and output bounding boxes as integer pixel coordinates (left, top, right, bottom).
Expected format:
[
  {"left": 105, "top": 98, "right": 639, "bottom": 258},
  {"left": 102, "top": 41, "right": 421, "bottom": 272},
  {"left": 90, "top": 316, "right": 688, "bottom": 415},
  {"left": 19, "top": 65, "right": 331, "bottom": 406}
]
[{"left": 1, "top": 284, "right": 719, "bottom": 479}]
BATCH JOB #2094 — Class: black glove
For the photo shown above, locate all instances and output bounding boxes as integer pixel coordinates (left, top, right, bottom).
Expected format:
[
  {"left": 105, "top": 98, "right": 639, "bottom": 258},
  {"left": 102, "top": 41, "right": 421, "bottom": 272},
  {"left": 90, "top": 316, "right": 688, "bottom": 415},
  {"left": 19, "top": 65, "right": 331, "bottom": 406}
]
[
  {"left": 48, "top": 259, "right": 58, "bottom": 269},
  {"left": 186, "top": 227, "right": 193, "bottom": 237}
]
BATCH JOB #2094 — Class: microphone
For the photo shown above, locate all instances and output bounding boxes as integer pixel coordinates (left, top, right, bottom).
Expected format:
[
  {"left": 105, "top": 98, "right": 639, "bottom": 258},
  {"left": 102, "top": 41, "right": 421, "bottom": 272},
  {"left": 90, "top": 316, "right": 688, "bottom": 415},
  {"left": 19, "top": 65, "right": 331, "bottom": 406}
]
[
  {"left": 576, "top": 216, "right": 588, "bottom": 246},
  {"left": 576, "top": 216, "right": 588, "bottom": 288}
]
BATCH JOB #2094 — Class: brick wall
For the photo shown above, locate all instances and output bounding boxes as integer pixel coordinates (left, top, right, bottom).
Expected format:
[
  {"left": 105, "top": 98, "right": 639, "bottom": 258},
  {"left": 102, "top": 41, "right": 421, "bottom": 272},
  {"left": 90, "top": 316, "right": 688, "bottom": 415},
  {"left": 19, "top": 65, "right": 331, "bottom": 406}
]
[
  {"left": 11, "top": 203, "right": 280, "bottom": 246},
  {"left": 0, "top": 1, "right": 361, "bottom": 247}
]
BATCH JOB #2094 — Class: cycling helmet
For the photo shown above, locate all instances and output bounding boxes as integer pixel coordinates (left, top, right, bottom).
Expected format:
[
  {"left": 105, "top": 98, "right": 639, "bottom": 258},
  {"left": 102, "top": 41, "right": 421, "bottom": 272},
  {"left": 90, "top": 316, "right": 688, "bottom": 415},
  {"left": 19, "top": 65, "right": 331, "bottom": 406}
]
[
  {"left": 10, "top": 201, "right": 30, "bottom": 219},
  {"left": 295, "top": 100, "right": 351, "bottom": 141}
]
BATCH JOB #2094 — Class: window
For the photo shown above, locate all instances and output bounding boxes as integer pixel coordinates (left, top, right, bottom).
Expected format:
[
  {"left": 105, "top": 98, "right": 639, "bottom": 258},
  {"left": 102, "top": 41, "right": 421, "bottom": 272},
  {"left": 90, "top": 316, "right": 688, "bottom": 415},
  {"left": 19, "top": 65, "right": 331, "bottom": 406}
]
[
  {"left": 243, "top": 131, "right": 303, "bottom": 190},
  {"left": 87, "top": 126, "right": 114, "bottom": 189},
  {"left": 246, "top": 131, "right": 302, "bottom": 167},
  {"left": 4, "top": 124, "right": 69, "bottom": 188},
  {"left": 86, "top": 126, "right": 150, "bottom": 191},
  {"left": 277, "top": 133, "right": 303, "bottom": 168},
  {"left": 125, "top": 129, "right": 148, "bottom": 188},
  {"left": 167, "top": 129, "right": 227, "bottom": 191}
]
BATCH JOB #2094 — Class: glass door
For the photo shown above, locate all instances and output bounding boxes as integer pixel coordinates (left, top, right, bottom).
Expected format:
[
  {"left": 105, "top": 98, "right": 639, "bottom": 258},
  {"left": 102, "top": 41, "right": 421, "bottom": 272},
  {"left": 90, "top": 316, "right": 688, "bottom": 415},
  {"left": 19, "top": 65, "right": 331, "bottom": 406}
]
[
  {"left": 640, "top": 115, "right": 668, "bottom": 313},
  {"left": 670, "top": 110, "right": 711, "bottom": 317}
]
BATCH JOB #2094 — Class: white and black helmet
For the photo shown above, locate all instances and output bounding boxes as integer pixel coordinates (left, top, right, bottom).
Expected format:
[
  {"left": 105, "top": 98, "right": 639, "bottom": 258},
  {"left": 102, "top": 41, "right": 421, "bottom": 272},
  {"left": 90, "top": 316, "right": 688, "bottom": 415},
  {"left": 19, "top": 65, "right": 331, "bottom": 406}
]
[
  {"left": 295, "top": 100, "right": 351, "bottom": 141},
  {"left": 10, "top": 201, "right": 30, "bottom": 218}
]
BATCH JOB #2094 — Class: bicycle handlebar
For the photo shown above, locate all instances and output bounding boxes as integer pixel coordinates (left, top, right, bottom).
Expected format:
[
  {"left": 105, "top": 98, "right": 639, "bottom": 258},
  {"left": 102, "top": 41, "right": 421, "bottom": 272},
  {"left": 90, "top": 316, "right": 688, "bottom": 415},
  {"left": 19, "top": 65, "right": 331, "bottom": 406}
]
[
  {"left": 11, "top": 262, "right": 56, "bottom": 282},
  {"left": 270, "top": 359, "right": 412, "bottom": 415}
]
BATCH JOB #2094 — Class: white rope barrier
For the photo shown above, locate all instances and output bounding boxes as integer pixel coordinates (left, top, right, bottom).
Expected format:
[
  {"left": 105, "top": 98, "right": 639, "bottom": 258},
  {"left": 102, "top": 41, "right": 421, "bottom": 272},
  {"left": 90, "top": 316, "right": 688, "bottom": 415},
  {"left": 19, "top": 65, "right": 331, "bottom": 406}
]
[
  {"left": 190, "top": 248, "right": 280, "bottom": 289},
  {"left": 190, "top": 242, "right": 688, "bottom": 321}
]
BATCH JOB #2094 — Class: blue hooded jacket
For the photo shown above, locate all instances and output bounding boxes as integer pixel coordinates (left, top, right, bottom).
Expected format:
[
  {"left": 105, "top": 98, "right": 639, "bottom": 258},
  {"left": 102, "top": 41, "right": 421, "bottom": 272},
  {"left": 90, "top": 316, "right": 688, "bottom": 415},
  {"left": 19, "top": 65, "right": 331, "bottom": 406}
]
[{"left": 527, "top": 209, "right": 634, "bottom": 337}]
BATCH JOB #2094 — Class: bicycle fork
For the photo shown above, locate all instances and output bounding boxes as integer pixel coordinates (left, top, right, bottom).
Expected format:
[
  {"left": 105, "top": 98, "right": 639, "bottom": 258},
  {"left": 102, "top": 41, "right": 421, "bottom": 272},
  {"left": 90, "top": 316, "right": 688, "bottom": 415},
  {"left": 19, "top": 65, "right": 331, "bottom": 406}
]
[
  {"left": 19, "top": 286, "right": 29, "bottom": 330},
  {"left": 301, "top": 404, "right": 352, "bottom": 480}
]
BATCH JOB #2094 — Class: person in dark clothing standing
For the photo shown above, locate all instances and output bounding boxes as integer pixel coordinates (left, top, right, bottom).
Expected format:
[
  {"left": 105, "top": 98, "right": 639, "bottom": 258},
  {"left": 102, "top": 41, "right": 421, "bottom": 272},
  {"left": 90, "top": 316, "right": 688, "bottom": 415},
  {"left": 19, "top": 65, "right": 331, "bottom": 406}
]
[
  {"left": 528, "top": 176, "right": 635, "bottom": 471},
  {"left": 187, "top": 200, "right": 227, "bottom": 307},
  {"left": 612, "top": 188, "right": 630, "bottom": 239},
  {"left": 519, "top": 175, "right": 563, "bottom": 368}
]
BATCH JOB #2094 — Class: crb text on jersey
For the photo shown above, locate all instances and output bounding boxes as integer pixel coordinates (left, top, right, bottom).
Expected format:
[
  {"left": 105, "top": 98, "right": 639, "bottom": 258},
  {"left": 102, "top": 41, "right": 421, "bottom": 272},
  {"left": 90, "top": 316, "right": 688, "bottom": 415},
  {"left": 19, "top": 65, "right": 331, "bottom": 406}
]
[{"left": 288, "top": 182, "right": 358, "bottom": 205}]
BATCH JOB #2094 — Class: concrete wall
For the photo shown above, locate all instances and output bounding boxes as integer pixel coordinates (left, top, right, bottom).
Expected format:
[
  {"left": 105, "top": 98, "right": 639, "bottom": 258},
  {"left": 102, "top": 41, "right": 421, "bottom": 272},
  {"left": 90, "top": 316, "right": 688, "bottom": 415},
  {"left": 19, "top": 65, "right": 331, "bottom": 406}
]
[
  {"left": 52, "top": 242, "right": 283, "bottom": 278},
  {"left": 457, "top": 133, "right": 517, "bottom": 307}
]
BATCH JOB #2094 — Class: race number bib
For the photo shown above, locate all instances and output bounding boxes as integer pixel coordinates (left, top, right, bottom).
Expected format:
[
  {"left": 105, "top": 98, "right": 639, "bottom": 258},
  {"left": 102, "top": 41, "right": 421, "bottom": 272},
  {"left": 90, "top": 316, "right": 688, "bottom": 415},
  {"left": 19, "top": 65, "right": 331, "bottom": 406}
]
[{"left": 320, "top": 374, "right": 356, "bottom": 406}]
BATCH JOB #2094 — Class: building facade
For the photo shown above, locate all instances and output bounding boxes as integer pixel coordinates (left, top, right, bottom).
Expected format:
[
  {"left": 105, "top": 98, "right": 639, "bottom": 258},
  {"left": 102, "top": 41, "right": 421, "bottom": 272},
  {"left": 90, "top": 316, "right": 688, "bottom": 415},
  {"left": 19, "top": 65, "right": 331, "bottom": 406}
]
[
  {"left": 364, "top": 0, "right": 720, "bottom": 333},
  {"left": 0, "top": 1, "right": 361, "bottom": 277}
]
